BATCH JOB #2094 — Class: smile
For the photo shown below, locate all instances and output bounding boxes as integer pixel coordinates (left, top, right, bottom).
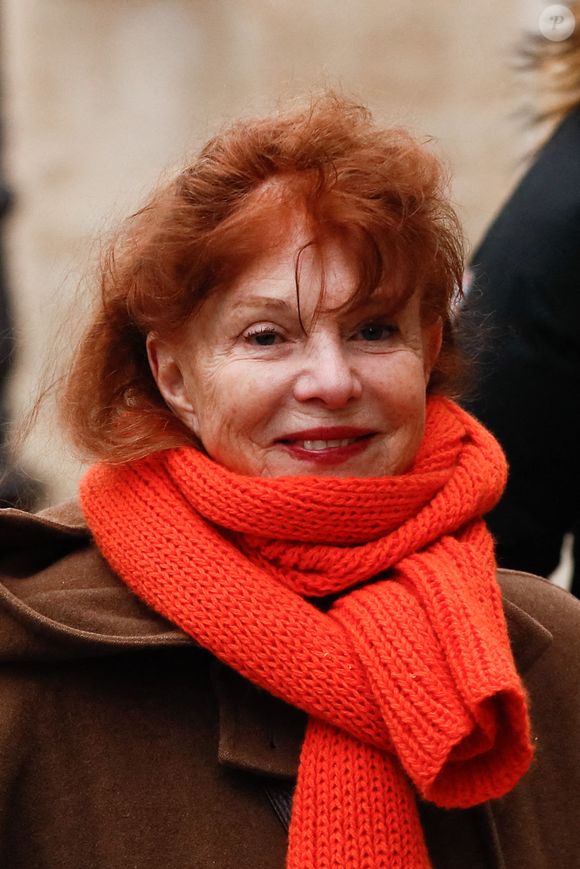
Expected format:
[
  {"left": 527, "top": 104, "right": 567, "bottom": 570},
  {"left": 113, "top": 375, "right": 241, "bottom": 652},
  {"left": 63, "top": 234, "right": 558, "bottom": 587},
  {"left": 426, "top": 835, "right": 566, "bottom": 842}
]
[
  {"left": 298, "top": 438, "right": 358, "bottom": 451},
  {"left": 277, "top": 428, "right": 376, "bottom": 466}
]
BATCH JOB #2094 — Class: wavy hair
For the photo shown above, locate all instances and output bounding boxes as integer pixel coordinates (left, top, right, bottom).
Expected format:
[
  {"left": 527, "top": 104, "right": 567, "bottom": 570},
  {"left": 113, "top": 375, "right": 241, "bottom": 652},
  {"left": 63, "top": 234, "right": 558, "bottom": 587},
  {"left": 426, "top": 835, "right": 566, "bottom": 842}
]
[{"left": 60, "top": 93, "right": 465, "bottom": 462}]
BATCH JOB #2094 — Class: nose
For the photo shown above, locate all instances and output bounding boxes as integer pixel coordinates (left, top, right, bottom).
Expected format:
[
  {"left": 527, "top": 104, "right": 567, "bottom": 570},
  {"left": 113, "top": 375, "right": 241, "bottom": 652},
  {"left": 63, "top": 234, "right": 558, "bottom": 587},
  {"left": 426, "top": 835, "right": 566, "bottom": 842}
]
[{"left": 292, "top": 334, "right": 362, "bottom": 409}]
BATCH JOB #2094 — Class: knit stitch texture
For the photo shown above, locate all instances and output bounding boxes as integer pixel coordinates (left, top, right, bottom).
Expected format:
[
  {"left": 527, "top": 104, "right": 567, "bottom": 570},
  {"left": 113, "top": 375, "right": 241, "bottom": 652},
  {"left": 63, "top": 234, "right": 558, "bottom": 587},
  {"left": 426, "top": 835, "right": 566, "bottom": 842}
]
[{"left": 80, "top": 397, "right": 533, "bottom": 869}]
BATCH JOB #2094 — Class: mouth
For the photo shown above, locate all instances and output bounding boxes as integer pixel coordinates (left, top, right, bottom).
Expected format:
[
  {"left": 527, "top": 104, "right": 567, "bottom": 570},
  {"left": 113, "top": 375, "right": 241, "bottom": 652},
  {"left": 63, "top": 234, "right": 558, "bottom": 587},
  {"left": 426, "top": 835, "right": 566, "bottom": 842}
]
[
  {"left": 276, "top": 427, "right": 376, "bottom": 465},
  {"left": 293, "top": 437, "right": 361, "bottom": 450}
]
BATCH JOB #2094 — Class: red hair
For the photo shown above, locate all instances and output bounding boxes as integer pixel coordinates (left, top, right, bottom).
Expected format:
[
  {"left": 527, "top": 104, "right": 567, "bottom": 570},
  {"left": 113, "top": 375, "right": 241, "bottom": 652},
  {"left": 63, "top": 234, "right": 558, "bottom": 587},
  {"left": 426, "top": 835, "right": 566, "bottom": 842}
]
[{"left": 61, "top": 93, "right": 465, "bottom": 462}]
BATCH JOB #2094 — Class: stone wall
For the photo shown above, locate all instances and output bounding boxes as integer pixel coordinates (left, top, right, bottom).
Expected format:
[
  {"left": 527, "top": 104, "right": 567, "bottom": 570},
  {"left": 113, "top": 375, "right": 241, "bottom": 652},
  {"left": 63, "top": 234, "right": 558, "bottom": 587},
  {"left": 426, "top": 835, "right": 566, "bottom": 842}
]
[{"left": 2, "top": 0, "right": 535, "bottom": 502}]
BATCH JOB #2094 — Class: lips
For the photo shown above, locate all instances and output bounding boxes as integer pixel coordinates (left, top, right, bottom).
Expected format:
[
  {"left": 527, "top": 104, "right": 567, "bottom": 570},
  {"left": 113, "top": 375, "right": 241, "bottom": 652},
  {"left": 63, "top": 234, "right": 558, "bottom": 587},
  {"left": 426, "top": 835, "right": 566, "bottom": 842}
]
[
  {"left": 276, "top": 427, "right": 376, "bottom": 466},
  {"left": 279, "top": 426, "right": 375, "bottom": 443}
]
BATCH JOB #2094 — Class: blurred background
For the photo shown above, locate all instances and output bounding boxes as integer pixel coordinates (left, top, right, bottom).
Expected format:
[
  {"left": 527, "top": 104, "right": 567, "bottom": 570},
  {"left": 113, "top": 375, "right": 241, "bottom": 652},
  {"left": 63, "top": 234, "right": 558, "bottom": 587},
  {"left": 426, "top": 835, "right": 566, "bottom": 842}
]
[{"left": 0, "top": 0, "right": 547, "bottom": 504}]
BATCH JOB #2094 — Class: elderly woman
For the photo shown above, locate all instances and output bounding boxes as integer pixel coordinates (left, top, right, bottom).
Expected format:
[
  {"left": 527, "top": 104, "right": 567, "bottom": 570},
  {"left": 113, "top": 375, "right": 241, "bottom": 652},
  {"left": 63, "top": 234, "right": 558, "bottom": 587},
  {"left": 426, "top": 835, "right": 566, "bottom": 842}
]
[{"left": 1, "top": 95, "right": 580, "bottom": 869}]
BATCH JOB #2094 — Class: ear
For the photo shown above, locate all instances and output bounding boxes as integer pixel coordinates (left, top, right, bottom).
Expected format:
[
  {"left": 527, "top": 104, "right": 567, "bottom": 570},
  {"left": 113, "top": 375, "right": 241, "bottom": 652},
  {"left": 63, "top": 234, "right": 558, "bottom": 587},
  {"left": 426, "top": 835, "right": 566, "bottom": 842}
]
[
  {"left": 146, "top": 334, "right": 200, "bottom": 436},
  {"left": 422, "top": 317, "right": 443, "bottom": 381}
]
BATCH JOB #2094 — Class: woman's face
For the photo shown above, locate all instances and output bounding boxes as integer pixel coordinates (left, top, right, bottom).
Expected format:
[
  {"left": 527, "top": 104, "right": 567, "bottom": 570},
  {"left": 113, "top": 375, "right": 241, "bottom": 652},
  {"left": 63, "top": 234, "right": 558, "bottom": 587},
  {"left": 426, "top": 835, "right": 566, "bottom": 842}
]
[{"left": 148, "top": 232, "right": 442, "bottom": 478}]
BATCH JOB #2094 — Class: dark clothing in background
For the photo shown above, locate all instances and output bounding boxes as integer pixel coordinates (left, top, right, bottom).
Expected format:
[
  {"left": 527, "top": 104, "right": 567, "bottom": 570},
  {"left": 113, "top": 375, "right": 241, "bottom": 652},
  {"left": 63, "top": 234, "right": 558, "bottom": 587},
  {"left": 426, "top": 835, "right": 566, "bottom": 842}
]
[
  {"left": 0, "top": 169, "right": 41, "bottom": 505},
  {"left": 0, "top": 183, "right": 14, "bottom": 387},
  {"left": 0, "top": 182, "right": 39, "bottom": 509},
  {"left": 0, "top": 183, "right": 14, "bottom": 424},
  {"left": 0, "top": 65, "right": 42, "bottom": 508},
  {"left": 461, "top": 107, "right": 580, "bottom": 595}
]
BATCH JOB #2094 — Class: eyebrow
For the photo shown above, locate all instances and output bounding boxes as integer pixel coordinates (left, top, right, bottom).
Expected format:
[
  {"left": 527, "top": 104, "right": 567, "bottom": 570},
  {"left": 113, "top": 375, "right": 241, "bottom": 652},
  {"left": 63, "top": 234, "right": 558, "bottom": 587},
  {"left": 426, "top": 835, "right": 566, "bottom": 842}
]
[
  {"left": 234, "top": 296, "right": 295, "bottom": 313},
  {"left": 232, "top": 291, "right": 406, "bottom": 321}
]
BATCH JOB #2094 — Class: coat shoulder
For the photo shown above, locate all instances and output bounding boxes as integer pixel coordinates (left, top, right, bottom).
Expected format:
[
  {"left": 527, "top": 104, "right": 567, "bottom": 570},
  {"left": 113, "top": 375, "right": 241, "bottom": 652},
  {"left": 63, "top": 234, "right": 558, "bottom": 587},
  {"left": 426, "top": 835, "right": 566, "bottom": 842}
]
[
  {"left": 492, "top": 569, "right": 580, "bottom": 868},
  {"left": 498, "top": 567, "right": 580, "bottom": 638},
  {"left": 0, "top": 501, "right": 189, "bottom": 658},
  {"left": 0, "top": 499, "right": 89, "bottom": 543}
]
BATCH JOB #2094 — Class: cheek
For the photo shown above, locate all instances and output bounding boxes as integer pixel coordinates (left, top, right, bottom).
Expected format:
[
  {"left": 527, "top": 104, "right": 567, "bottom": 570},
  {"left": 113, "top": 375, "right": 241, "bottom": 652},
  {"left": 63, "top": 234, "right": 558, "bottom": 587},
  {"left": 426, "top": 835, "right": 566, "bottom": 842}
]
[
  {"left": 378, "top": 354, "right": 429, "bottom": 421},
  {"left": 187, "top": 364, "right": 280, "bottom": 444},
  {"left": 378, "top": 358, "right": 428, "bottom": 475}
]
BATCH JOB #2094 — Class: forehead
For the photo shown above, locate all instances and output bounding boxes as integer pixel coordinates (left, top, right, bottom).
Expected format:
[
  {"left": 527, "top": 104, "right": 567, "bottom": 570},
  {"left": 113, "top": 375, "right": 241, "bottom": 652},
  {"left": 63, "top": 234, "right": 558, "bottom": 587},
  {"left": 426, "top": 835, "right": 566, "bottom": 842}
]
[
  {"left": 219, "top": 248, "right": 378, "bottom": 335},
  {"left": 230, "top": 233, "right": 353, "bottom": 299},
  {"left": 216, "top": 224, "right": 412, "bottom": 318}
]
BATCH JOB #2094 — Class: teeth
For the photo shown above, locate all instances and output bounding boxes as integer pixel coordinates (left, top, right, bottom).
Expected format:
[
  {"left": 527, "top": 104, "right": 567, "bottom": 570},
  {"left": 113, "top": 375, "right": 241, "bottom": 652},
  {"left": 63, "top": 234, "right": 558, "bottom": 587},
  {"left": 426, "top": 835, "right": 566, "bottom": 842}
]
[{"left": 301, "top": 439, "right": 355, "bottom": 450}]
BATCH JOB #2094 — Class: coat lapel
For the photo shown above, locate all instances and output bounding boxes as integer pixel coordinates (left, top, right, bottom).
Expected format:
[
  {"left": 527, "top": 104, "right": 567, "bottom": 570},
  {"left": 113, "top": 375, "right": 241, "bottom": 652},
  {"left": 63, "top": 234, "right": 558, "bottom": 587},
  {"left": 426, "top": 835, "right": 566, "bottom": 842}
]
[{"left": 212, "top": 661, "right": 305, "bottom": 779}]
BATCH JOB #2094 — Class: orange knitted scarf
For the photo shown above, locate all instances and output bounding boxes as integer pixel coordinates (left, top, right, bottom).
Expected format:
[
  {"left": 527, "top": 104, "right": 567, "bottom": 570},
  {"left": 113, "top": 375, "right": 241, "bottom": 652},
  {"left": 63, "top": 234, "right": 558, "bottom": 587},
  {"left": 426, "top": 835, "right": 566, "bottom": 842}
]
[{"left": 80, "top": 397, "right": 533, "bottom": 868}]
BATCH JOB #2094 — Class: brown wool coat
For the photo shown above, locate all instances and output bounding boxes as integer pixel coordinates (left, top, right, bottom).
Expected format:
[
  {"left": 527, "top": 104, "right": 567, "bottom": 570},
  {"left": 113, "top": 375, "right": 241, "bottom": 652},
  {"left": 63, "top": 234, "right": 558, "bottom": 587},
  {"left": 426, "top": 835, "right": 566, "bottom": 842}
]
[{"left": 0, "top": 501, "right": 579, "bottom": 868}]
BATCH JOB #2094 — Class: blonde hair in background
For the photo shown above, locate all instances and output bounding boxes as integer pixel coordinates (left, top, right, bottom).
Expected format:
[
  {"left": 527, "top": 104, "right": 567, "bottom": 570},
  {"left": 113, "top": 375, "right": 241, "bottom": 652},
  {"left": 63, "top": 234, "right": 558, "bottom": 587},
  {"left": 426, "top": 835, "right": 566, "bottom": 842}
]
[{"left": 518, "top": 2, "right": 580, "bottom": 123}]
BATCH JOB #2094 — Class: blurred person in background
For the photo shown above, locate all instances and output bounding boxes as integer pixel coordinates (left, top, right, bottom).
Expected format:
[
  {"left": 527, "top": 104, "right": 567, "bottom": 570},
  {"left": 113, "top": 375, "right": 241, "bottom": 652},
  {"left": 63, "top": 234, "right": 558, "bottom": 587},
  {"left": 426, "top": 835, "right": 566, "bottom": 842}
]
[
  {"left": 460, "top": 3, "right": 580, "bottom": 595},
  {"left": 0, "top": 111, "right": 41, "bottom": 509},
  {"left": 0, "top": 94, "right": 579, "bottom": 869}
]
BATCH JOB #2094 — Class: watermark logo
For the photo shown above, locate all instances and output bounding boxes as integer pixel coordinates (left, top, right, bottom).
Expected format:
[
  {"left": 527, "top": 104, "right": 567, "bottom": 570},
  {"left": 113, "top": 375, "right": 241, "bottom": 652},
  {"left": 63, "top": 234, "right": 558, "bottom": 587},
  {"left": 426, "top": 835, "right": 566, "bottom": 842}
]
[{"left": 539, "top": 4, "right": 576, "bottom": 41}]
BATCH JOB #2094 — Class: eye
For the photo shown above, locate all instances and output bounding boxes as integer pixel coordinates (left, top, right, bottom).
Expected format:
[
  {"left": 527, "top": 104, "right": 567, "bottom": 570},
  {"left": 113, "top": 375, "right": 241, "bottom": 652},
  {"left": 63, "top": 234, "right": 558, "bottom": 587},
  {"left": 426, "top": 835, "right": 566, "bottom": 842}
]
[
  {"left": 354, "top": 322, "right": 397, "bottom": 342},
  {"left": 244, "top": 326, "right": 284, "bottom": 347}
]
